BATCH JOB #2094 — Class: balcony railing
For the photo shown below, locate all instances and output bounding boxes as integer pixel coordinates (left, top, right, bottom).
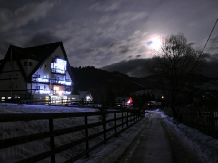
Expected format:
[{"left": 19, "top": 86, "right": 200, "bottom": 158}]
[
  {"left": 32, "top": 74, "right": 40, "bottom": 78},
  {"left": 28, "top": 89, "right": 71, "bottom": 95},
  {"left": 32, "top": 77, "right": 72, "bottom": 86},
  {"left": 50, "top": 79, "right": 72, "bottom": 86},
  {"left": 49, "top": 90, "right": 71, "bottom": 95},
  {"left": 51, "top": 68, "right": 65, "bottom": 74}
]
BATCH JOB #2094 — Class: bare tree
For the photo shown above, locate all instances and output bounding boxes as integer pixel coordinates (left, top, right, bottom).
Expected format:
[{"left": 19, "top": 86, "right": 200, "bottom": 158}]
[{"left": 145, "top": 33, "right": 206, "bottom": 118}]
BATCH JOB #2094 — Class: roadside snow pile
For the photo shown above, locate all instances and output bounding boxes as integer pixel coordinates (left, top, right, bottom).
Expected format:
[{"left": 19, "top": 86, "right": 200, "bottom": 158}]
[{"left": 162, "top": 112, "right": 218, "bottom": 163}]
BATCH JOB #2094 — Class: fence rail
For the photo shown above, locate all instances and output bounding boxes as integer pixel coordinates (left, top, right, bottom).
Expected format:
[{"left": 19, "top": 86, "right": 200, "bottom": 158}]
[
  {"left": 2, "top": 99, "right": 132, "bottom": 109},
  {"left": 182, "top": 107, "right": 218, "bottom": 139},
  {"left": 0, "top": 109, "right": 144, "bottom": 163}
]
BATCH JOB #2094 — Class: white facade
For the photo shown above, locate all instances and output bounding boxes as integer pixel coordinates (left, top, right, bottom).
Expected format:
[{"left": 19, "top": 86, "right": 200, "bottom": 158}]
[{"left": 0, "top": 42, "right": 75, "bottom": 104}]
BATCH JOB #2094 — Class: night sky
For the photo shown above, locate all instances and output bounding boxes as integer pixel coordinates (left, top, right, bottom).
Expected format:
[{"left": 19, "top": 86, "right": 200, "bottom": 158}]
[{"left": 0, "top": 0, "right": 218, "bottom": 78}]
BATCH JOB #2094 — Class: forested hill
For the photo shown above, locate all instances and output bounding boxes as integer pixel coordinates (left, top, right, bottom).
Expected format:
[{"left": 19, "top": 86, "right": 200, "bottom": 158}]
[
  {"left": 71, "top": 66, "right": 146, "bottom": 102},
  {"left": 71, "top": 66, "right": 218, "bottom": 106}
]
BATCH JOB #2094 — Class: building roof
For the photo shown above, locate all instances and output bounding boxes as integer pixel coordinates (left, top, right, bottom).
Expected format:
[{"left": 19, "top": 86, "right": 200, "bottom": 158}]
[
  {"left": 79, "top": 91, "right": 92, "bottom": 98},
  {"left": 116, "top": 97, "right": 131, "bottom": 102},
  {"left": 0, "top": 42, "right": 74, "bottom": 83}
]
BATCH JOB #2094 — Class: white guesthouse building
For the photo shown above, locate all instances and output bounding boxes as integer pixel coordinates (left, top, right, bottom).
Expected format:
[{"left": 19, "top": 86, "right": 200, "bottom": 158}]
[{"left": 0, "top": 42, "right": 75, "bottom": 104}]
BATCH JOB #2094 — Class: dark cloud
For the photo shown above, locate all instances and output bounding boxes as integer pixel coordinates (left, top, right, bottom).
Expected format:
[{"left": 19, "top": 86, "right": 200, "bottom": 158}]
[
  {"left": 188, "top": 42, "right": 196, "bottom": 46},
  {"left": 25, "top": 31, "right": 62, "bottom": 47},
  {"left": 0, "top": 42, "right": 11, "bottom": 59},
  {"left": 0, "top": 1, "right": 57, "bottom": 32},
  {"left": 1, "top": 0, "right": 218, "bottom": 76},
  {"left": 101, "top": 59, "right": 150, "bottom": 78},
  {"left": 119, "top": 45, "right": 129, "bottom": 54}
]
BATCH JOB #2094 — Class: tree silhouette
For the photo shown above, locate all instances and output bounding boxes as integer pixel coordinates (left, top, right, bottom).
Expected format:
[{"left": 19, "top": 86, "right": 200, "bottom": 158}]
[{"left": 145, "top": 33, "right": 206, "bottom": 118}]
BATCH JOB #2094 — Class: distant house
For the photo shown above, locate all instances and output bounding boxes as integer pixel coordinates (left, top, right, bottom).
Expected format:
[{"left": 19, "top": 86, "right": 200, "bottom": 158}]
[
  {"left": 116, "top": 96, "right": 133, "bottom": 107},
  {"left": 0, "top": 42, "right": 75, "bottom": 104},
  {"left": 79, "top": 91, "right": 93, "bottom": 101}
]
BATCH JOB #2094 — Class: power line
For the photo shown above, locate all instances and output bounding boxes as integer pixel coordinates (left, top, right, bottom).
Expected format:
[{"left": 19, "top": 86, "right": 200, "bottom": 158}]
[
  {"left": 207, "top": 34, "right": 218, "bottom": 54},
  {"left": 201, "top": 19, "right": 218, "bottom": 54}
]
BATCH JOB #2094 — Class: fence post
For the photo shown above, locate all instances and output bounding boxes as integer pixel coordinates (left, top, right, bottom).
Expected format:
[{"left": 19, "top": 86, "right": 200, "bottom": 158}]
[
  {"left": 122, "top": 111, "right": 124, "bottom": 130},
  {"left": 126, "top": 112, "right": 128, "bottom": 127},
  {"left": 49, "top": 118, "right": 55, "bottom": 163},
  {"left": 114, "top": 112, "right": 117, "bottom": 137},
  {"left": 85, "top": 116, "right": 89, "bottom": 158},
  {"left": 103, "top": 113, "right": 106, "bottom": 144}
]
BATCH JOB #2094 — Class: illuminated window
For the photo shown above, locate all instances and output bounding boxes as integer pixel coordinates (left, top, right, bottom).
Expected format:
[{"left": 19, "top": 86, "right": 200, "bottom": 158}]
[
  {"left": 51, "top": 58, "right": 66, "bottom": 74},
  {"left": 8, "top": 97, "right": 11, "bottom": 99},
  {"left": 54, "top": 86, "right": 59, "bottom": 91}
]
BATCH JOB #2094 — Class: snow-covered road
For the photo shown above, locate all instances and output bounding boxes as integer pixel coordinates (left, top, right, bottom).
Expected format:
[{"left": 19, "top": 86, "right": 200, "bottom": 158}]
[{"left": 117, "top": 112, "right": 207, "bottom": 163}]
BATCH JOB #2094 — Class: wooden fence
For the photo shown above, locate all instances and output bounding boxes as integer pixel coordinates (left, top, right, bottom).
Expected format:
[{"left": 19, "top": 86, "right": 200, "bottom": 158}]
[
  {"left": 0, "top": 109, "right": 144, "bottom": 163},
  {"left": 182, "top": 107, "right": 218, "bottom": 139},
  {"left": 3, "top": 99, "right": 133, "bottom": 109}
]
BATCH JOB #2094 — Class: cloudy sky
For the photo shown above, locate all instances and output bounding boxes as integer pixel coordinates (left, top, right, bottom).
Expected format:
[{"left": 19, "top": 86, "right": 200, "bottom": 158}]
[{"left": 0, "top": 0, "right": 218, "bottom": 78}]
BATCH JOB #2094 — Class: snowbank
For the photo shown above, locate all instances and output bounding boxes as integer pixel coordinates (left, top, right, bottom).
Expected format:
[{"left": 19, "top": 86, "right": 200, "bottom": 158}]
[{"left": 161, "top": 111, "right": 218, "bottom": 163}]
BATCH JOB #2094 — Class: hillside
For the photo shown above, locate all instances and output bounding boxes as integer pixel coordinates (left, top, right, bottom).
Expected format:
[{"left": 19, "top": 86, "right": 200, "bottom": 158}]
[
  {"left": 71, "top": 66, "right": 218, "bottom": 107},
  {"left": 71, "top": 66, "right": 146, "bottom": 102}
]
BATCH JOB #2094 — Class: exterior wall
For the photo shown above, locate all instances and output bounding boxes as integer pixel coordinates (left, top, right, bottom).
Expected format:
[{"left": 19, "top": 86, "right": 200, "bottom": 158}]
[
  {"left": 0, "top": 60, "right": 27, "bottom": 100},
  {"left": 20, "top": 59, "right": 39, "bottom": 76}
]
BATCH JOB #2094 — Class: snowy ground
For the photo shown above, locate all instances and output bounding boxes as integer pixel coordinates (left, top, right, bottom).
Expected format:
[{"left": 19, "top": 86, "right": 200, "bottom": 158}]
[
  {"left": 0, "top": 103, "right": 218, "bottom": 163},
  {"left": 161, "top": 111, "right": 218, "bottom": 163}
]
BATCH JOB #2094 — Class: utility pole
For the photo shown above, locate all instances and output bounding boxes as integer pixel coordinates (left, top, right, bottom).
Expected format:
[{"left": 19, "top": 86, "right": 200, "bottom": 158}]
[{"left": 10, "top": 47, "right": 14, "bottom": 99}]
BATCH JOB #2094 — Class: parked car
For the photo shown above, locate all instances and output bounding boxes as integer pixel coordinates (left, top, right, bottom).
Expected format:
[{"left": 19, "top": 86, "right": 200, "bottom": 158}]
[
  {"left": 94, "top": 104, "right": 102, "bottom": 107},
  {"left": 66, "top": 102, "right": 81, "bottom": 107}
]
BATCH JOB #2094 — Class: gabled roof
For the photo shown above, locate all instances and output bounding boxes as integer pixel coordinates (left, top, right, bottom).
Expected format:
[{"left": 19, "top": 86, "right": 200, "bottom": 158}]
[
  {"left": 116, "top": 97, "right": 131, "bottom": 102},
  {"left": 0, "top": 42, "right": 74, "bottom": 83},
  {"left": 79, "top": 91, "right": 93, "bottom": 99}
]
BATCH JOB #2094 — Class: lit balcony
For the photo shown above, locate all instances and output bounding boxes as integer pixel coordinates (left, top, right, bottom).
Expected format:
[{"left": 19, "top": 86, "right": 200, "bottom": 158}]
[
  {"left": 32, "top": 77, "right": 49, "bottom": 83},
  {"left": 50, "top": 78, "right": 72, "bottom": 86},
  {"left": 32, "top": 77, "right": 72, "bottom": 86},
  {"left": 51, "top": 68, "right": 65, "bottom": 74},
  {"left": 32, "top": 74, "right": 40, "bottom": 78}
]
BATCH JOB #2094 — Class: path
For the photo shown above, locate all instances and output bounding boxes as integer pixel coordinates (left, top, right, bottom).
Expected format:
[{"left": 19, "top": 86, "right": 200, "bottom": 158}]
[{"left": 117, "top": 111, "right": 207, "bottom": 163}]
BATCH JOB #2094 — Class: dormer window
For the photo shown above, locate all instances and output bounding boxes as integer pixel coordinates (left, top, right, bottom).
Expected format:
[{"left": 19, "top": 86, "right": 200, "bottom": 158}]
[{"left": 24, "top": 61, "right": 33, "bottom": 66}]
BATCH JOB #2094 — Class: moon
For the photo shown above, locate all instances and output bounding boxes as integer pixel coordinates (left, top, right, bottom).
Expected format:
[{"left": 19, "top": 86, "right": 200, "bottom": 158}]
[{"left": 145, "top": 35, "right": 162, "bottom": 50}]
